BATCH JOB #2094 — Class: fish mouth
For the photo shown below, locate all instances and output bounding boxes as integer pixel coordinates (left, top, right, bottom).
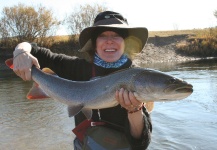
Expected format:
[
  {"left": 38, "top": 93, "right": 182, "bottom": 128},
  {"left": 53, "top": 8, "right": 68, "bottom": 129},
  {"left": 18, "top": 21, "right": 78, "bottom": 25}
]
[
  {"left": 175, "top": 86, "right": 193, "bottom": 93},
  {"left": 165, "top": 84, "right": 193, "bottom": 93}
]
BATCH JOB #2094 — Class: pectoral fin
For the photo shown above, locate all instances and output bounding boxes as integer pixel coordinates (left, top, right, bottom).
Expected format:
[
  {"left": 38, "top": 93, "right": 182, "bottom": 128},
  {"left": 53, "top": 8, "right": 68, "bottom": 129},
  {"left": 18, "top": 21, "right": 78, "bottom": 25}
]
[
  {"left": 68, "top": 105, "right": 84, "bottom": 117},
  {"left": 81, "top": 108, "right": 93, "bottom": 120},
  {"left": 144, "top": 102, "right": 154, "bottom": 113},
  {"left": 134, "top": 92, "right": 154, "bottom": 113}
]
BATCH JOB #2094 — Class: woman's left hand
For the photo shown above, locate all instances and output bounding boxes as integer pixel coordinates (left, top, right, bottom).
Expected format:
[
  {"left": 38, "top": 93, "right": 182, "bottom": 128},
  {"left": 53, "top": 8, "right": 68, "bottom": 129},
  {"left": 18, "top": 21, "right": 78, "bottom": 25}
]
[
  {"left": 115, "top": 88, "right": 145, "bottom": 139},
  {"left": 115, "top": 88, "right": 143, "bottom": 112}
]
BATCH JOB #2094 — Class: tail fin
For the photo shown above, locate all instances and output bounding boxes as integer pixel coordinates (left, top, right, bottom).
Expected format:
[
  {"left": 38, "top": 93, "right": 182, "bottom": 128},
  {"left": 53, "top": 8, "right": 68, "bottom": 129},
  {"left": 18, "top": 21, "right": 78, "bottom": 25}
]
[
  {"left": 5, "top": 58, "right": 51, "bottom": 100},
  {"left": 5, "top": 58, "right": 14, "bottom": 69}
]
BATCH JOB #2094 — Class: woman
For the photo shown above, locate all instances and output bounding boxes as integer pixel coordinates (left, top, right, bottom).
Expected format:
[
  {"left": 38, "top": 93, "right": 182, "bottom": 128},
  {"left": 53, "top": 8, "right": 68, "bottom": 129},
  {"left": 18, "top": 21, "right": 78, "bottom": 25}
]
[{"left": 13, "top": 11, "right": 152, "bottom": 149}]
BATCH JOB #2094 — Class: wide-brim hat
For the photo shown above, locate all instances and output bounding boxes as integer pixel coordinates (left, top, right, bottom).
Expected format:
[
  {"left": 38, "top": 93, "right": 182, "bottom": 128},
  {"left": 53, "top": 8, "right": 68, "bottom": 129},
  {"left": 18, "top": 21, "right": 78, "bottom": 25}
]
[{"left": 79, "top": 11, "right": 148, "bottom": 58}]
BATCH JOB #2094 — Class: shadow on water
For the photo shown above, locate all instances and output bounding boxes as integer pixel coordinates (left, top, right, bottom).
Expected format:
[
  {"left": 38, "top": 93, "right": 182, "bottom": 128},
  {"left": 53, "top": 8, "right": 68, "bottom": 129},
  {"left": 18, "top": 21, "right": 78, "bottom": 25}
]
[
  {"left": 140, "top": 58, "right": 217, "bottom": 71},
  {"left": 0, "top": 56, "right": 17, "bottom": 79},
  {"left": 177, "top": 58, "right": 217, "bottom": 70},
  {"left": 0, "top": 69, "right": 17, "bottom": 79}
]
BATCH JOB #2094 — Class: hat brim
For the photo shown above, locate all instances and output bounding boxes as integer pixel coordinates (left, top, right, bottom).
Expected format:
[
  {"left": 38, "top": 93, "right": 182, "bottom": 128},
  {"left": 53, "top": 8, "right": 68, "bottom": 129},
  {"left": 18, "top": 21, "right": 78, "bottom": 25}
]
[{"left": 79, "top": 25, "right": 148, "bottom": 55}]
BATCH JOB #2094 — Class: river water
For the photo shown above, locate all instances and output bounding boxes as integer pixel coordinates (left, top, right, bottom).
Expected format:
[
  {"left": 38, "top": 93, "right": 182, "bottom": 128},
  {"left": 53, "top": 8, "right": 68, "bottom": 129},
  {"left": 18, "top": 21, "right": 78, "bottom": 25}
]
[{"left": 0, "top": 58, "right": 217, "bottom": 150}]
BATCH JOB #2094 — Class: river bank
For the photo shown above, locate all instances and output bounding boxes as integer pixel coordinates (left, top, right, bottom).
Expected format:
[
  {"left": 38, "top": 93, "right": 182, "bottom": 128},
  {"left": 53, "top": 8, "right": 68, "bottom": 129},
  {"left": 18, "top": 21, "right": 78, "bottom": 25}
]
[{"left": 133, "top": 34, "right": 206, "bottom": 66}]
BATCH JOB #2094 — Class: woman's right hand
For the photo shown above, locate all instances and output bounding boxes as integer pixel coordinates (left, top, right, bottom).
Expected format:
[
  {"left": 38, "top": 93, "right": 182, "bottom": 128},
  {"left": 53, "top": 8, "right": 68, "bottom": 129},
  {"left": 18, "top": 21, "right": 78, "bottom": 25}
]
[{"left": 13, "top": 42, "right": 40, "bottom": 81}]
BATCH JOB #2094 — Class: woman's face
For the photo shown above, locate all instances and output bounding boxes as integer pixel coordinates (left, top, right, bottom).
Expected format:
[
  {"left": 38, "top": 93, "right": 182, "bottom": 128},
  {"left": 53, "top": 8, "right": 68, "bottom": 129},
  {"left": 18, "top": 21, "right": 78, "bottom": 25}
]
[{"left": 96, "top": 31, "right": 125, "bottom": 62}]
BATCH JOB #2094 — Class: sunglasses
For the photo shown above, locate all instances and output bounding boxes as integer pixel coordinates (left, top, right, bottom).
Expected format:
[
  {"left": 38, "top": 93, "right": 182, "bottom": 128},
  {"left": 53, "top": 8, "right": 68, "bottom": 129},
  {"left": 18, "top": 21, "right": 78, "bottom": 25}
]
[{"left": 95, "top": 13, "right": 128, "bottom": 24}]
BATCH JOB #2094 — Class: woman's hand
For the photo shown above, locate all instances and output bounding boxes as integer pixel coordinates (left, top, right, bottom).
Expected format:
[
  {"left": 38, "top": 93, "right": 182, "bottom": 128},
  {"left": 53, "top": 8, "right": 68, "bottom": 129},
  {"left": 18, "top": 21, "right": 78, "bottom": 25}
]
[
  {"left": 13, "top": 42, "right": 40, "bottom": 81},
  {"left": 115, "top": 88, "right": 143, "bottom": 112},
  {"left": 115, "top": 88, "right": 144, "bottom": 138}
]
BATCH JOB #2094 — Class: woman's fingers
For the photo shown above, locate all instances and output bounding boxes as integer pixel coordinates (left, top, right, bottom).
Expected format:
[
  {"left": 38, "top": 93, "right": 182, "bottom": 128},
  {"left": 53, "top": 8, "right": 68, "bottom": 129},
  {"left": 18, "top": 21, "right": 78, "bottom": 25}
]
[
  {"left": 13, "top": 53, "right": 39, "bottom": 81},
  {"left": 116, "top": 88, "right": 124, "bottom": 106},
  {"left": 123, "top": 89, "right": 132, "bottom": 106},
  {"left": 31, "top": 55, "right": 40, "bottom": 68},
  {"left": 129, "top": 92, "right": 139, "bottom": 105},
  {"left": 116, "top": 88, "right": 143, "bottom": 111}
]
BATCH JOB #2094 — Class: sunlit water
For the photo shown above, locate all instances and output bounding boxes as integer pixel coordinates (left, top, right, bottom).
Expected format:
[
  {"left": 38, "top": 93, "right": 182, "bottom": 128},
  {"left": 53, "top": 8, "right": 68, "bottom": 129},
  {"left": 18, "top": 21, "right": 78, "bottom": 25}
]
[{"left": 0, "top": 59, "right": 217, "bottom": 150}]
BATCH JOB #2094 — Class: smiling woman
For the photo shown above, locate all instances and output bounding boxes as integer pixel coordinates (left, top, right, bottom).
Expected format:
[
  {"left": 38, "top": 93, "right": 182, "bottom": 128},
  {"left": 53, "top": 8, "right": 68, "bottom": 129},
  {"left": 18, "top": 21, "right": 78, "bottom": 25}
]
[
  {"left": 11, "top": 10, "right": 151, "bottom": 150},
  {"left": 95, "top": 31, "right": 125, "bottom": 62}
]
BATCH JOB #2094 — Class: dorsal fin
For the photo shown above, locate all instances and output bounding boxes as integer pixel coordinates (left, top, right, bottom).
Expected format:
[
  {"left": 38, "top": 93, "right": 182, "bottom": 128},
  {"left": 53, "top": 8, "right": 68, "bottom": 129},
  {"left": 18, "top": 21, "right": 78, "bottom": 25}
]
[{"left": 42, "top": 68, "right": 57, "bottom": 75}]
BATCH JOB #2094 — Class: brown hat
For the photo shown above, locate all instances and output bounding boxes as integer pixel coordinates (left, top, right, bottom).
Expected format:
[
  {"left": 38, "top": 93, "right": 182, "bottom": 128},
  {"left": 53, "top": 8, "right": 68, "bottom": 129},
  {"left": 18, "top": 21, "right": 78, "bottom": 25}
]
[{"left": 79, "top": 11, "right": 148, "bottom": 58}]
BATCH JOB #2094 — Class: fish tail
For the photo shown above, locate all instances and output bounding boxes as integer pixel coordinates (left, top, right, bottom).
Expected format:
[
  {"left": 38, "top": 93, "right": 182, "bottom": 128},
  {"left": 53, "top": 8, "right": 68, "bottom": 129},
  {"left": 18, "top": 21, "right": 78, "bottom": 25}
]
[{"left": 5, "top": 58, "right": 52, "bottom": 100}]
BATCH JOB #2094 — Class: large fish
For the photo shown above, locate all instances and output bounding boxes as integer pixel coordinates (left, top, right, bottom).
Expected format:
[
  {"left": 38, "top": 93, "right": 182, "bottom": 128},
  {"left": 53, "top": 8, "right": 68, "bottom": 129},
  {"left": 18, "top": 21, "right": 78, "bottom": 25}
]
[{"left": 5, "top": 58, "right": 193, "bottom": 119}]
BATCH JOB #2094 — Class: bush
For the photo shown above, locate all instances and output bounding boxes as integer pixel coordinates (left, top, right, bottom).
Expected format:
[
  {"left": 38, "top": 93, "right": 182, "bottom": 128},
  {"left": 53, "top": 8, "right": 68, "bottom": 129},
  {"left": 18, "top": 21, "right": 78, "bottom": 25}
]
[
  {"left": 0, "top": 3, "right": 60, "bottom": 49},
  {"left": 176, "top": 28, "right": 217, "bottom": 57}
]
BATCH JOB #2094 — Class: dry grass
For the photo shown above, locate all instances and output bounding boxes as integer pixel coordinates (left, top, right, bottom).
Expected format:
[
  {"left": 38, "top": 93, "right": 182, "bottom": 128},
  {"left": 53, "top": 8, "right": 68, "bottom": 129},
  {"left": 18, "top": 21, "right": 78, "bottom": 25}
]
[
  {"left": 148, "top": 29, "right": 199, "bottom": 37},
  {"left": 175, "top": 28, "right": 217, "bottom": 57}
]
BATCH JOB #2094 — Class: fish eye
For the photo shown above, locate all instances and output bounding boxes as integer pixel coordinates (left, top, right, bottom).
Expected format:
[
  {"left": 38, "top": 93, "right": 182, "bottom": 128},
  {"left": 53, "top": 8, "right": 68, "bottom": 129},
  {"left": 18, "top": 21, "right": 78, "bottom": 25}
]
[{"left": 169, "top": 78, "right": 177, "bottom": 84}]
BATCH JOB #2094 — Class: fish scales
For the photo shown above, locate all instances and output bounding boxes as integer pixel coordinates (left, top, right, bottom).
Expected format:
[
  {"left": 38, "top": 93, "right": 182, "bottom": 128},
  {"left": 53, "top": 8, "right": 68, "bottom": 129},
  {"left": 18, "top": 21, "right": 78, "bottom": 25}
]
[{"left": 31, "top": 67, "right": 144, "bottom": 108}]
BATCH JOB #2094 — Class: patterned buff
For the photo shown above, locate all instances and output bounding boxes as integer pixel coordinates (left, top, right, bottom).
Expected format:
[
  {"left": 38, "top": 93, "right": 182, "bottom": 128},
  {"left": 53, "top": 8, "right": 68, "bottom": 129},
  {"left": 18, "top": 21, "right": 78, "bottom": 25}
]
[{"left": 94, "top": 53, "right": 128, "bottom": 68}]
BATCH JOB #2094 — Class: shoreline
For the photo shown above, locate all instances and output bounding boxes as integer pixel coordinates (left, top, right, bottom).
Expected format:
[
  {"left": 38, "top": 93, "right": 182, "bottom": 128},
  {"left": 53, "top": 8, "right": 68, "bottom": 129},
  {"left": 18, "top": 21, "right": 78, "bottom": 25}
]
[{"left": 133, "top": 35, "right": 212, "bottom": 66}]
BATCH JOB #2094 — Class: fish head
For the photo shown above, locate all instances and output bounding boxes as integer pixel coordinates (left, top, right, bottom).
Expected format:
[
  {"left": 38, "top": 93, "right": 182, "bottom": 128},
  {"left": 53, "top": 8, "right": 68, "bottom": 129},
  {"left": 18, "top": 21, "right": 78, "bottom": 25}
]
[{"left": 133, "top": 69, "right": 193, "bottom": 102}]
